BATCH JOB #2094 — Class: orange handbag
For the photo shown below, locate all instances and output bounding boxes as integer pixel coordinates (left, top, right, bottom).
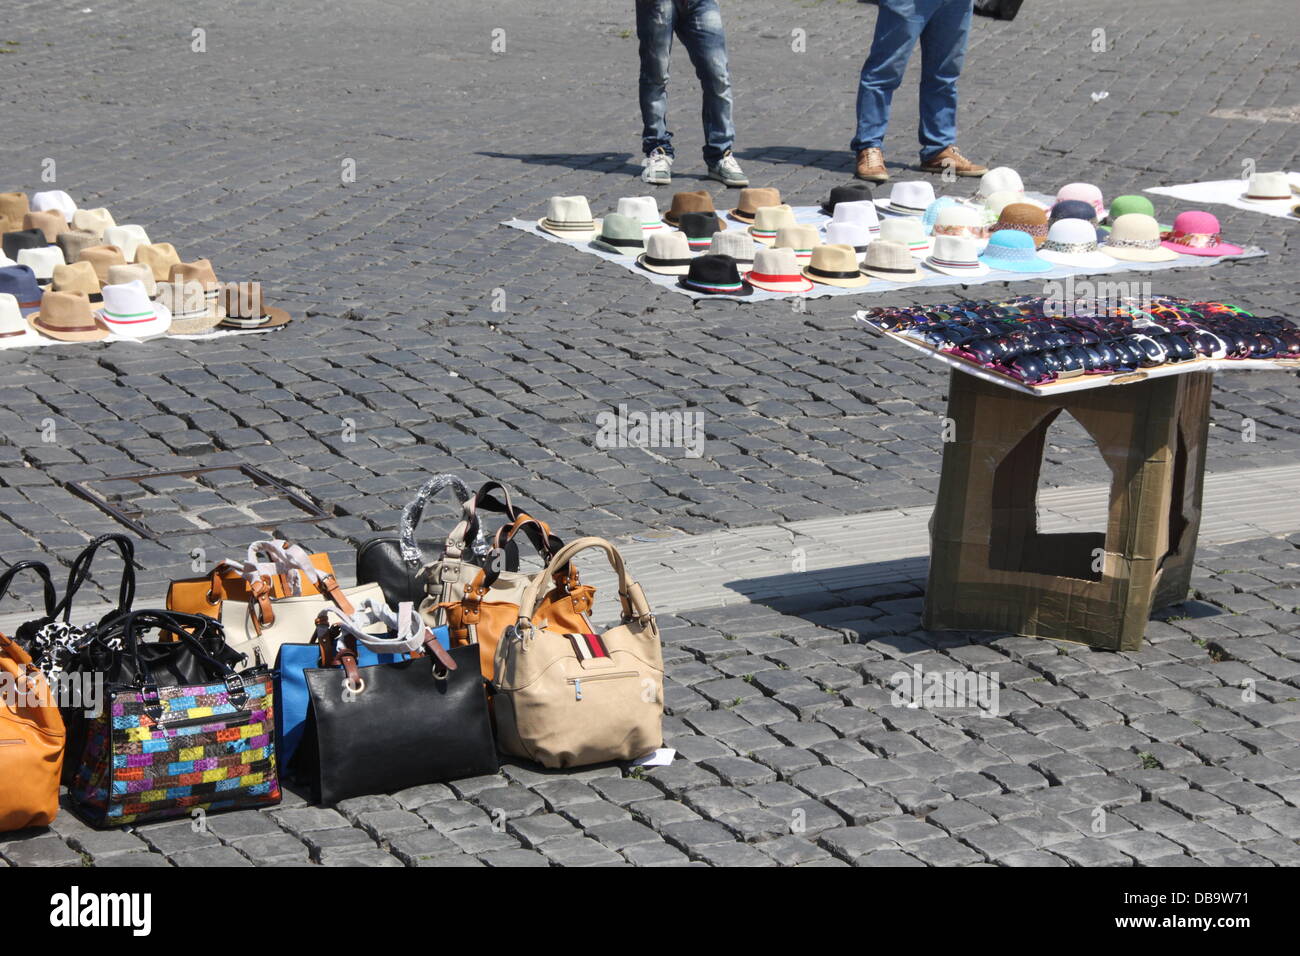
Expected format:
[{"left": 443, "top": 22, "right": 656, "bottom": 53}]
[
  {"left": 0, "top": 563, "right": 66, "bottom": 831},
  {"left": 167, "top": 541, "right": 337, "bottom": 617}
]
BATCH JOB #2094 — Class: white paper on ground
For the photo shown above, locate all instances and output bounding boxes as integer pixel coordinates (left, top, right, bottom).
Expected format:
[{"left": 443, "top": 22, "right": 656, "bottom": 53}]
[
  {"left": 631, "top": 748, "right": 676, "bottom": 767},
  {"left": 1145, "top": 172, "right": 1300, "bottom": 220}
]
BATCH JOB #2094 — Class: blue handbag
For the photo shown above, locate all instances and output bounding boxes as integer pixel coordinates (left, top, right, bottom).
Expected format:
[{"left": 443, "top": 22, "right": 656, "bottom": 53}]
[{"left": 274, "top": 626, "right": 450, "bottom": 766}]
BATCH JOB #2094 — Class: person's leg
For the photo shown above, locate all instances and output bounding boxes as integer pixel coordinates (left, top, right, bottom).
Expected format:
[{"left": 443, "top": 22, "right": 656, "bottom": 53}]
[
  {"left": 851, "top": 0, "right": 928, "bottom": 154},
  {"left": 673, "top": 0, "right": 734, "bottom": 166},
  {"left": 636, "top": 0, "right": 676, "bottom": 159},
  {"left": 916, "top": 0, "right": 972, "bottom": 161}
]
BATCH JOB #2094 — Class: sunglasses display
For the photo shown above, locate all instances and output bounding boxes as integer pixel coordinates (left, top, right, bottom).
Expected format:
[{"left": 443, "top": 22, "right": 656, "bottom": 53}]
[{"left": 861, "top": 295, "right": 1300, "bottom": 386}]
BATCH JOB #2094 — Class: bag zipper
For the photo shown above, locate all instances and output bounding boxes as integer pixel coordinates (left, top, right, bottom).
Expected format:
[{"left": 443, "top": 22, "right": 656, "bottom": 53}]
[
  {"left": 567, "top": 671, "right": 638, "bottom": 701},
  {"left": 145, "top": 711, "right": 250, "bottom": 732}
]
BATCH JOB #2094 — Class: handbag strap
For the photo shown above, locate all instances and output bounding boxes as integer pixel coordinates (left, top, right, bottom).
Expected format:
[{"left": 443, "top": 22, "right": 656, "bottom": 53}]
[
  {"left": 0, "top": 560, "right": 58, "bottom": 619},
  {"left": 241, "top": 541, "right": 356, "bottom": 632},
  {"left": 58, "top": 533, "right": 136, "bottom": 624},
  {"left": 110, "top": 610, "right": 244, "bottom": 702},
  {"left": 313, "top": 600, "right": 456, "bottom": 672},
  {"left": 444, "top": 481, "right": 521, "bottom": 560},
  {"left": 397, "top": 474, "right": 475, "bottom": 564},
  {"left": 517, "top": 536, "right": 652, "bottom": 632}
]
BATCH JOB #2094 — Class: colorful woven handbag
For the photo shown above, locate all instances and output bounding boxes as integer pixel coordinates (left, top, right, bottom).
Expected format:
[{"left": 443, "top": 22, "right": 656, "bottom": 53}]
[{"left": 68, "top": 610, "right": 281, "bottom": 828}]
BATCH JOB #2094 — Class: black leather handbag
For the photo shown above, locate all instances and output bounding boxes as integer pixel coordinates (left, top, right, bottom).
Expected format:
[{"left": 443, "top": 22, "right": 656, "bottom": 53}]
[
  {"left": 355, "top": 475, "right": 523, "bottom": 609},
  {"left": 292, "top": 639, "right": 497, "bottom": 805},
  {"left": 974, "top": 0, "right": 1024, "bottom": 21}
]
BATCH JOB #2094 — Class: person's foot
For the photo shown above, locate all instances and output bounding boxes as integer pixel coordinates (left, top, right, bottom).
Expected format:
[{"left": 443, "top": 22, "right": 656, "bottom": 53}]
[
  {"left": 642, "top": 147, "right": 673, "bottom": 185},
  {"left": 706, "top": 150, "right": 749, "bottom": 187},
  {"left": 918, "top": 145, "right": 988, "bottom": 177},
  {"left": 854, "top": 147, "right": 889, "bottom": 183}
]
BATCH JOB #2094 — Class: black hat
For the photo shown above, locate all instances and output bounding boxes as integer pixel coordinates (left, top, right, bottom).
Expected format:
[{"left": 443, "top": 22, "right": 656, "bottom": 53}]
[
  {"left": 676, "top": 212, "right": 718, "bottom": 251},
  {"left": 3, "top": 229, "right": 47, "bottom": 261},
  {"left": 677, "top": 254, "right": 753, "bottom": 296},
  {"left": 820, "top": 183, "right": 874, "bottom": 216}
]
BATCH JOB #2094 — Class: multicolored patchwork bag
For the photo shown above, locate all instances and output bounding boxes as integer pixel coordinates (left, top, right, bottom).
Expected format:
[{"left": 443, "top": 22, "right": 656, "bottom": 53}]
[{"left": 68, "top": 610, "right": 280, "bottom": 828}]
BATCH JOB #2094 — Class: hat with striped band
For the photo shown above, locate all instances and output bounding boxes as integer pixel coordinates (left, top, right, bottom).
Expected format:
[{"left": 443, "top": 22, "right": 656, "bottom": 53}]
[
  {"left": 879, "top": 217, "right": 931, "bottom": 258},
  {"left": 0, "top": 265, "right": 44, "bottom": 315},
  {"left": 746, "top": 247, "right": 813, "bottom": 293},
  {"left": 774, "top": 224, "right": 821, "bottom": 265},
  {"left": 30, "top": 190, "right": 76, "bottom": 223},
  {"left": 924, "top": 235, "right": 990, "bottom": 277},
  {"left": 677, "top": 212, "right": 719, "bottom": 251},
  {"left": 0, "top": 293, "right": 42, "bottom": 348},
  {"left": 636, "top": 230, "right": 695, "bottom": 276},
  {"left": 677, "top": 254, "right": 753, "bottom": 296},
  {"left": 216, "top": 283, "right": 291, "bottom": 332},
  {"left": 616, "top": 196, "right": 665, "bottom": 233},
  {"left": 875, "top": 181, "right": 935, "bottom": 217},
  {"left": 590, "top": 213, "right": 646, "bottom": 255},
  {"left": 861, "top": 239, "right": 922, "bottom": 282},
  {"left": 537, "top": 195, "right": 600, "bottom": 240},
  {"left": 803, "top": 244, "right": 870, "bottom": 289},
  {"left": 747, "top": 204, "right": 796, "bottom": 245},
  {"left": 168, "top": 259, "right": 222, "bottom": 315},
  {"left": 103, "top": 224, "right": 151, "bottom": 262},
  {"left": 1037, "top": 218, "right": 1116, "bottom": 269},
  {"left": 29, "top": 290, "right": 108, "bottom": 342},
  {"left": 823, "top": 222, "right": 872, "bottom": 260},
  {"left": 707, "top": 230, "right": 755, "bottom": 268},
  {"left": 95, "top": 279, "right": 173, "bottom": 338},
  {"left": 831, "top": 199, "right": 881, "bottom": 236}
]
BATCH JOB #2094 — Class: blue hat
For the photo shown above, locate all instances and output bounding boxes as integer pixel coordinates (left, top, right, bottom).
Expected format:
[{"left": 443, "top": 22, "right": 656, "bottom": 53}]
[
  {"left": 0, "top": 265, "right": 45, "bottom": 315},
  {"left": 921, "top": 196, "right": 961, "bottom": 235},
  {"left": 979, "top": 229, "right": 1052, "bottom": 273},
  {"left": 1050, "top": 199, "right": 1106, "bottom": 241}
]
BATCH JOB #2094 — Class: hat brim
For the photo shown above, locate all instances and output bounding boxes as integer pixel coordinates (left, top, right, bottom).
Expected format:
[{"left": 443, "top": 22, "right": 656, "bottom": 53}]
[
  {"left": 167, "top": 307, "right": 228, "bottom": 335},
  {"left": 27, "top": 312, "right": 110, "bottom": 342},
  {"left": 590, "top": 238, "right": 645, "bottom": 256},
  {"left": 747, "top": 276, "right": 814, "bottom": 293},
  {"left": 801, "top": 267, "right": 870, "bottom": 289},
  {"left": 635, "top": 254, "right": 693, "bottom": 276},
  {"left": 747, "top": 229, "right": 785, "bottom": 246},
  {"left": 1037, "top": 250, "right": 1117, "bottom": 269},
  {"left": 1099, "top": 246, "right": 1178, "bottom": 263},
  {"left": 537, "top": 217, "right": 601, "bottom": 241},
  {"left": 0, "top": 328, "right": 45, "bottom": 348},
  {"left": 216, "top": 305, "right": 292, "bottom": 333},
  {"left": 675, "top": 278, "right": 753, "bottom": 296},
  {"left": 862, "top": 267, "right": 922, "bottom": 283},
  {"left": 1159, "top": 240, "right": 1243, "bottom": 258},
  {"left": 728, "top": 209, "right": 758, "bottom": 223},
  {"left": 96, "top": 301, "right": 173, "bottom": 338},
  {"left": 1239, "top": 194, "right": 1291, "bottom": 204},
  {"left": 978, "top": 256, "right": 1053, "bottom": 273},
  {"left": 874, "top": 198, "right": 928, "bottom": 217},
  {"left": 924, "top": 259, "right": 991, "bottom": 278}
]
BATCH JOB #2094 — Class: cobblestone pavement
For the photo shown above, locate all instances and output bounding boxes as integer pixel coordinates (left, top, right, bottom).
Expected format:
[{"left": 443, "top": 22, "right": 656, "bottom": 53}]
[{"left": 0, "top": 0, "right": 1297, "bottom": 865}]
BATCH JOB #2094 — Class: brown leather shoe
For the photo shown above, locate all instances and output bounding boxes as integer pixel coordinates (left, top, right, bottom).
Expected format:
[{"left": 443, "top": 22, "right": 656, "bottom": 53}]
[
  {"left": 855, "top": 147, "right": 889, "bottom": 183},
  {"left": 918, "top": 145, "right": 988, "bottom": 177}
]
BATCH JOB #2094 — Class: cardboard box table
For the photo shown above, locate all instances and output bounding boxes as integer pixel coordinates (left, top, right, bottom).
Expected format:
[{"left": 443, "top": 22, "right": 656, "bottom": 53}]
[{"left": 923, "top": 368, "right": 1212, "bottom": 651}]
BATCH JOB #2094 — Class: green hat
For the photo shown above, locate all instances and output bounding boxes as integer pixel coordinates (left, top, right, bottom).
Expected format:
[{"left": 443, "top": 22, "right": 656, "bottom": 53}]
[
  {"left": 589, "top": 213, "right": 645, "bottom": 256},
  {"left": 1102, "top": 195, "right": 1169, "bottom": 232}
]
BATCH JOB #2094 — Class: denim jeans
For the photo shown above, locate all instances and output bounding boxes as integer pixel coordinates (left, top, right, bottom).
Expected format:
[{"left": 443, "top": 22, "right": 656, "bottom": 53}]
[
  {"left": 851, "top": 0, "right": 973, "bottom": 160},
  {"left": 636, "top": 0, "right": 735, "bottom": 164}
]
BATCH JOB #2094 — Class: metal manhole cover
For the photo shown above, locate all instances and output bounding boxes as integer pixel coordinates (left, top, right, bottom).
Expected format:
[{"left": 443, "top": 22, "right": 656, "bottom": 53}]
[{"left": 66, "top": 465, "right": 328, "bottom": 540}]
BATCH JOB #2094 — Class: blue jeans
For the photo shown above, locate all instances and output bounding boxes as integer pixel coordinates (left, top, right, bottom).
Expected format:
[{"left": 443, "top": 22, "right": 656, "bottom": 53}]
[
  {"left": 636, "top": 0, "right": 735, "bottom": 164},
  {"left": 851, "top": 0, "right": 973, "bottom": 160}
]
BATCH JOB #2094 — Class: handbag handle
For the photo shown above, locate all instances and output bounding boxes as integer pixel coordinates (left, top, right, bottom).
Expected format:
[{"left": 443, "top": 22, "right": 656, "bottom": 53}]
[
  {"left": 243, "top": 541, "right": 358, "bottom": 632},
  {"left": 517, "top": 536, "right": 652, "bottom": 631},
  {"left": 397, "top": 474, "right": 475, "bottom": 564},
  {"left": 0, "top": 560, "right": 58, "bottom": 619},
  {"left": 445, "top": 481, "right": 521, "bottom": 559},
  {"left": 58, "top": 533, "right": 136, "bottom": 624},
  {"left": 105, "top": 609, "right": 242, "bottom": 689}
]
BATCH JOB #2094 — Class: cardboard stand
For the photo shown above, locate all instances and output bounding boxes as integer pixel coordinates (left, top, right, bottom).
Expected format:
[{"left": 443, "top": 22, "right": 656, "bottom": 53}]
[{"left": 924, "top": 369, "right": 1212, "bottom": 650}]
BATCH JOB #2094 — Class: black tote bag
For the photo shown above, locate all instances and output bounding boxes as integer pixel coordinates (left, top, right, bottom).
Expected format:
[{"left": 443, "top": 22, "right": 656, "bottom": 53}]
[{"left": 293, "top": 641, "right": 497, "bottom": 805}]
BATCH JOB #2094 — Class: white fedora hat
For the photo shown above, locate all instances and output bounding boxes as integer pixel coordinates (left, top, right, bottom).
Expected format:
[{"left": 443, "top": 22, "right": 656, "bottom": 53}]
[
  {"left": 1038, "top": 218, "right": 1117, "bottom": 268},
  {"left": 1241, "top": 171, "right": 1292, "bottom": 204},
  {"left": 746, "top": 246, "right": 813, "bottom": 293},
  {"left": 617, "top": 196, "right": 665, "bottom": 232},
  {"left": 831, "top": 199, "right": 881, "bottom": 235},
  {"left": 537, "top": 196, "right": 600, "bottom": 240},
  {"left": 103, "top": 224, "right": 151, "bottom": 262},
  {"left": 876, "top": 181, "right": 935, "bottom": 217},
  {"left": 30, "top": 190, "right": 77, "bottom": 223},
  {"left": 879, "top": 217, "right": 931, "bottom": 257},
  {"left": 974, "top": 167, "right": 1024, "bottom": 203},
  {"left": 95, "top": 279, "right": 172, "bottom": 338},
  {"left": 72, "top": 207, "right": 116, "bottom": 237},
  {"left": 0, "top": 293, "right": 42, "bottom": 348},
  {"left": 16, "top": 245, "right": 66, "bottom": 284},
  {"left": 823, "top": 221, "right": 872, "bottom": 259},
  {"left": 925, "top": 235, "right": 990, "bottom": 277}
]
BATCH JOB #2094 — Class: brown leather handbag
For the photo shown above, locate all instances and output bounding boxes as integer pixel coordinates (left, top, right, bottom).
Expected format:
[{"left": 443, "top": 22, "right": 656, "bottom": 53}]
[
  {"left": 167, "top": 542, "right": 337, "bottom": 618},
  {"left": 0, "top": 563, "right": 66, "bottom": 831}
]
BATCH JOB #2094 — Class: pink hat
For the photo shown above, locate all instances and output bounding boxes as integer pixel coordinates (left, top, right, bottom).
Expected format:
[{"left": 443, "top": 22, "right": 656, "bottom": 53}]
[
  {"left": 1160, "top": 210, "right": 1243, "bottom": 257},
  {"left": 1055, "top": 183, "right": 1105, "bottom": 218}
]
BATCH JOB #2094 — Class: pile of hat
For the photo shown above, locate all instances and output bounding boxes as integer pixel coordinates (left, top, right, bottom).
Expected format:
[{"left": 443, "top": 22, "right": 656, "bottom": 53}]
[
  {"left": 0, "top": 189, "right": 290, "bottom": 348},
  {"left": 860, "top": 294, "right": 1299, "bottom": 387},
  {"left": 533, "top": 168, "right": 1249, "bottom": 296}
]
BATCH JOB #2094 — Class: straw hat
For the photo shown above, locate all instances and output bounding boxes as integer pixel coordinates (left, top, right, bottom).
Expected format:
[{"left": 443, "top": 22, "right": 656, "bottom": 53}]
[
  {"left": 993, "top": 202, "right": 1049, "bottom": 247},
  {"left": 0, "top": 265, "right": 44, "bottom": 315},
  {"left": 50, "top": 261, "right": 103, "bottom": 301},
  {"left": 662, "top": 190, "right": 724, "bottom": 231},
  {"left": 861, "top": 240, "right": 921, "bottom": 282},
  {"left": 831, "top": 199, "right": 881, "bottom": 236},
  {"left": 974, "top": 167, "right": 1024, "bottom": 203},
  {"left": 590, "top": 213, "right": 646, "bottom": 256},
  {"left": 746, "top": 247, "right": 813, "bottom": 293},
  {"left": 803, "top": 244, "right": 870, "bottom": 288},
  {"left": 103, "top": 224, "right": 151, "bottom": 261},
  {"left": 216, "top": 283, "right": 291, "bottom": 332},
  {"left": 168, "top": 260, "right": 222, "bottom": 321},
  {"left": 1055, "top": 183, "right": 1106, "bottom": 218},
  {"left": 135, "top": 243, "right": 182, "bottom": 281},
  {"left": 1160, "top": 211, "right": 1243, "bottom": 258},
  {"left": 707, "top": 230, "right": 755, "bottom": 269},
  {"left": 16, "top": 246, "right": 65, "bottom": 285},
  {"left": 79, "top": 245, "right": 128, "bottom": 282},
  {"left": 774, "top": 224, "right": 821, "bottom": 265},
  {"left": 875, "top": 181, "right": 935, "bottom": 216},
  {"left": 636, "top": 231, "right": 695, "bottom": 276},
  {"left": 23, "top": 210, "right": 64, "bottom": 243},
  {"left": 747, "top": 204, "right": 797, "bottom": 245},
  {"left": 0, "top": 193, "right": 30, "bottom": 233},
  {"left": 730, "top": 187, "right": 781, "bottom": 223},
  {"left": 106, "top": 263, "right": 157, "bottom": 298},
  {"left": 930, "top": 204, "right": 984, "bottom": 241},
  {"left": 879, "top": 217, "right": 931, "bottom": 257},
  {"left": 823, "top": 222, "right": 872, "bottom": 259},
  {"left": 1037, "top": 219, "right": 1116, "bottom": 269},
  {"left": 925, "top": 235, "right": 990, "bottom": 277},
  {"left": 616, "top": 196, "right": 665, "bottom": 233},
  {"left": 0, "top": 293, "right": 42, "bottom": 348},
  {"left": 72, "top": 207, "right": 116, "bottom": 238},
  {"left": 56, "top": 230, "right": 102, "bottom": 264},
  {"left": 96, "top": 279, "right": 172, "bottom": 338},
  {"left": 1100, "top": 214, "right": 1177, "bottom": 262},
  {"left": 30, "top": 190, "right": 76, "bottom": 223},
  {"left": 1241, "top": 171, "right": 1291, "bottom": 203},
  {"left": 29, "top": 290, "right": 108, "bottom": 342},
  {"left": 979, "top": 229, "right": 1052, "bottom": 273}
]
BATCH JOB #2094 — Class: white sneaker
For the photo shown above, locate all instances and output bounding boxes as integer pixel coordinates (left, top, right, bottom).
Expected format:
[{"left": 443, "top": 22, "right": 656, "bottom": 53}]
[
  {"left": 642, "top": 148, "right": 673, "bottom": 185},
  {"left": 707, "top": 151, "right": 749, "bottom": 187}
]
